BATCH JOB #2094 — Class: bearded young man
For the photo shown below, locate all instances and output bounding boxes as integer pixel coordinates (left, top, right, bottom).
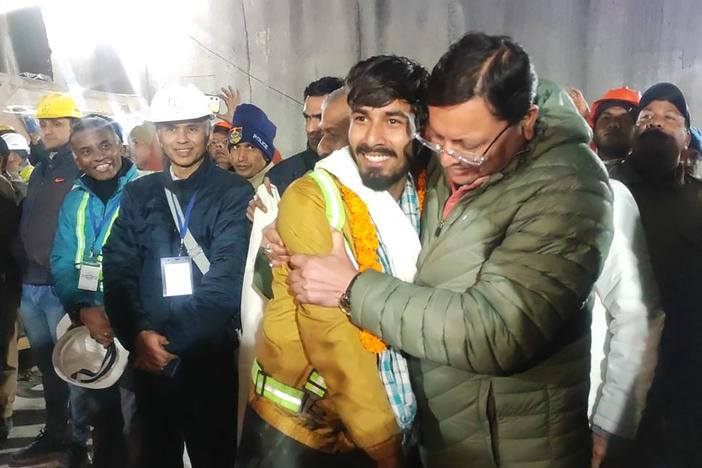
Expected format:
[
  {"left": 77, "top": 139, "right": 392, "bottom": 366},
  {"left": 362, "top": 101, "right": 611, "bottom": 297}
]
[
  {"left": 285, "top": 32, "right": 613, "bottom": 467},
  {"left": 236, "top": 55, "right": 429, "bottom": 468}
]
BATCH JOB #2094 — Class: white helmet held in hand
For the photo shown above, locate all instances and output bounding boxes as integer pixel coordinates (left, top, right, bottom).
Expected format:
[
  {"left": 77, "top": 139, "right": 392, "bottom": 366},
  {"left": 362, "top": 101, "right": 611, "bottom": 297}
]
[
  {"left": 53, "top": 324, "right": 129, "bottom": 389},
  {"left": 148, "top": 83, "right": 212, "bottom": 124}
]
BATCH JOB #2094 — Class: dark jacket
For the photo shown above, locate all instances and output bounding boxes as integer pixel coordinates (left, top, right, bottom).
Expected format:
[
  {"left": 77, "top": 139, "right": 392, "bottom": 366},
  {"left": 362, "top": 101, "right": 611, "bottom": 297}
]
[
  {"left": 266, "top": 148, "right": 318, "bottom": 195},
  {"left": 19, "top": 143, "right": 80, "bottom": 284},
  {"left": 102, "top": 156, "right": 253, "bottom": 356},
  {"left": 348, "top": 80, "right": 613, "bottom": 467},
  {"left": 611, "top": 160, "right": 702, "bottom": 467},
  {"left": 0, "top": 175, "right": 21, "bottom": 370},
  {"left": 0, "top": 176, "right": 20, "bottom": 283},
  {"left": 28, "top": 141, "right": 49, "bottom": 167}
]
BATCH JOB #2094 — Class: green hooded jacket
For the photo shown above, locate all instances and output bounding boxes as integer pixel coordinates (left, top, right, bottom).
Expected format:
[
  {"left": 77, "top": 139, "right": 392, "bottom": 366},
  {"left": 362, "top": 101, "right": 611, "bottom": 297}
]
[{"left": 349, "top": 80, "right": 613, "bottom": 467}]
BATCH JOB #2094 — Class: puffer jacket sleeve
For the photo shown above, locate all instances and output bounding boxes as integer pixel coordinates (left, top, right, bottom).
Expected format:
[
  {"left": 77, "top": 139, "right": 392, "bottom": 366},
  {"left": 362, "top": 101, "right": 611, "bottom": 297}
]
[
  {"left": 277, "top": 177, "right": 401, "bottom": 461},
  {"left": 103, "top": 182, "right": 151, "bottom": 350},
  {"left": 163, "top": 181, "right": 253, "bottom": 354},
  {"left": 51, "top": 191, "right": 95, "bottom": 313},
  {"left": 591, "top": 180, "right": 664, "bottom": 439},
  {"left": 350, "top": 153, "right": 613, "bottom": 375}
]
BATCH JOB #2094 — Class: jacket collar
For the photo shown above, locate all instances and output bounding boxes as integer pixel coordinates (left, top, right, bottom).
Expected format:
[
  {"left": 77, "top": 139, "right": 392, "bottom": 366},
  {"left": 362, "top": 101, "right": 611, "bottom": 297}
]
[
  {"left": 162, "top": 152, "right": 212, "bottom": 192},
  {"left": 75, "top": 158, "right": 138, "bottom": 201},
  {"left": 50, "top": 143, "right": 73, "bottom": 161},
  {"left": 612, "top": 158, "right": 687, "bottom": 188},
  {"left": 247, "top": 161, "right": 274, "bottom": 188}
]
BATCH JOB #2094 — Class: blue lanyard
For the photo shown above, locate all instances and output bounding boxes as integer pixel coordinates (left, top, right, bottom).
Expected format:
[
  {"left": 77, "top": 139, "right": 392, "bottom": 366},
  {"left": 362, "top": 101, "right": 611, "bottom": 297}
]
[
  {"left": 174, "top": 192, "right": 198, "bottom": 241},
  {"left": 88, "top": 203, "right": 120, "bottom": 256}
]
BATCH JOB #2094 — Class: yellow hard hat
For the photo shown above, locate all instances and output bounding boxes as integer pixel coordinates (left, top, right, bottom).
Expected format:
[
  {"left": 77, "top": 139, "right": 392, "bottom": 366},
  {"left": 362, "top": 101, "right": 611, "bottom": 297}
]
[{"left": 35, "top": 93, "right": 82, "bottom": 119}]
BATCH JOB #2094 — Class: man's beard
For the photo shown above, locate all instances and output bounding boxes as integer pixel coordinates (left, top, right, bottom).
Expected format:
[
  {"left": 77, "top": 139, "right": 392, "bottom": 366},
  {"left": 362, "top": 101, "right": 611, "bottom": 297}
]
[
  {"left": 629, "top": 129, "right": 681, "bottom": 181},
  {"left": 353, "top": 143, "right": 409, "bottom": 192}
]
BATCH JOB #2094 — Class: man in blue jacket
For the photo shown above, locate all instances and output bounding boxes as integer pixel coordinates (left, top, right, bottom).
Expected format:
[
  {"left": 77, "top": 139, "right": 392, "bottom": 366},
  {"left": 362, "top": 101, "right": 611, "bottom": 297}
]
[
  {"left": 102, "top": 84, "right": 252, "bottom": 468},
  {"left": 51, "top": 115, "right": 137, "bottom": 467}
]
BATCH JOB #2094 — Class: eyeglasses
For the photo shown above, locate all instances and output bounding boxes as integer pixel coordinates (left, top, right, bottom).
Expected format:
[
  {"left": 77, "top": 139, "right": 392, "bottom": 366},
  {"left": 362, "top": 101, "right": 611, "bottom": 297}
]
[{"left": 414, "top": 124, "right": 511, "bottom": 166}]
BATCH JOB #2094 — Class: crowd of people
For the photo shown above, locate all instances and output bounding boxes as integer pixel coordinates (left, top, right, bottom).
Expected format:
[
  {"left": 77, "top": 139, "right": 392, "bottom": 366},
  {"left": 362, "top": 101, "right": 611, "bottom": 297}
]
[{"left": 0, "top": 29, "right": 700, "bottom": 468}]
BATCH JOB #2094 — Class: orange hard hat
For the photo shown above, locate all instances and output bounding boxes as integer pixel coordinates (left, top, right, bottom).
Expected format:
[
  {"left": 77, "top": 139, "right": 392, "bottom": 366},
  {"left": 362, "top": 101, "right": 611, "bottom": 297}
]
[
  {"left": 213, "top": 120, "right": 233, "bottom": 131},
  {"left": 590, "top": 86, "right": 641, "bottom": 126}
]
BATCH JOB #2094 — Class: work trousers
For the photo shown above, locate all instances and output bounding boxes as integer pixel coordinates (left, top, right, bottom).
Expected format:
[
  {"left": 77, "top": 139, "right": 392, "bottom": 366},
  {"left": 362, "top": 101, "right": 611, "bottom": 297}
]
[
  {"left": 19, "top": 284, "right": 71, "bottom": 437},
  {"left": 235, "top": 405, "right": 375, "bottom": 468},
  {"left": 0, "top": 273, "right": 20, "bottom": 419},
  {"left": 134, "top": 344, "right": 238, "bottom": 468}
]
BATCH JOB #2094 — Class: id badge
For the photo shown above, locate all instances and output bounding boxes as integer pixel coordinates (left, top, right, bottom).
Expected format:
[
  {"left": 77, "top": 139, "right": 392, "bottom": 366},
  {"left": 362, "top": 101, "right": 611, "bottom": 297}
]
[
  {"left": 78, "top": 259, "right": 101, "bottom": 292},
  {"left": 161, "top": 257, "right": 194, "bottom": 297}
]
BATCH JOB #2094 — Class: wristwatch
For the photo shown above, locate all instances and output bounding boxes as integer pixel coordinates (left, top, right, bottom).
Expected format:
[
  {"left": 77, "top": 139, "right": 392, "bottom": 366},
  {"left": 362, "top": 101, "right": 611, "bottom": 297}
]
[
  {"left": 338, "top": 272, "right": 361, "bottom": 316},
  {"left": 338, "top": 290, "right": 352, "bottom": 316}
]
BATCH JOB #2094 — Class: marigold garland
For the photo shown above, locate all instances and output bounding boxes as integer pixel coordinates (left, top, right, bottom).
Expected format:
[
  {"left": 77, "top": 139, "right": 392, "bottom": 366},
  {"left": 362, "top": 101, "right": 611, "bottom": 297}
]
[
  {"left": 338, "top": 184, "right": 387, "bottom": 354},
  {"left": 416, "top": 170, "right": 426, "bottom": 215}
]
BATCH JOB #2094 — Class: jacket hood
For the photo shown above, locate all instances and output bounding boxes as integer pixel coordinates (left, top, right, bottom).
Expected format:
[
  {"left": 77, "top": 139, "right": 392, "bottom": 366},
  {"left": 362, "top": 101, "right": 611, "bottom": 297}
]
[{"left": 527, "top": 78, "right": 593, "bottom": 160}]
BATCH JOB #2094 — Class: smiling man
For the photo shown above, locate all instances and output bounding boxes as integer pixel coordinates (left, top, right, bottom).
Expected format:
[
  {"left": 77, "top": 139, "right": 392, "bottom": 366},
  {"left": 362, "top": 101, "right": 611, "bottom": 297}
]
[
  {"left": 102, "top": 84, "right": 252, "bottom": 467},
  {"left": 236, "top": 55, "right": 428, "bottom": 468},
  {"left": 50, "top": 115, "right": 137, "bottom": 467},
  {"left": 287, "top": 32, "right": 613, "bottom": 467}
]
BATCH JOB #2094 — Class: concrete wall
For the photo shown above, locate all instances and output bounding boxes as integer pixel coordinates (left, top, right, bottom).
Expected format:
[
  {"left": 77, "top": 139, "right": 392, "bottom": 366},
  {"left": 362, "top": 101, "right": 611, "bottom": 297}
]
[{"left": 2, "top": 0, "right": 701, "bottom": 156}]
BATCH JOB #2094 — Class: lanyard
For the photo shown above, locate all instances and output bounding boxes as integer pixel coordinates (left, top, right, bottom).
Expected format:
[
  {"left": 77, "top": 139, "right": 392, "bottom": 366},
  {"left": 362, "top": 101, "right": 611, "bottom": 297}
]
[
  {"left": 165, "top": 189, "right": 199, "bottom": 252},
  {"left": 87, "top": 203, "right": 120, "bottom": 256},
  {"left": 75, "top": 192, "right": 120, "bottom": 265}
]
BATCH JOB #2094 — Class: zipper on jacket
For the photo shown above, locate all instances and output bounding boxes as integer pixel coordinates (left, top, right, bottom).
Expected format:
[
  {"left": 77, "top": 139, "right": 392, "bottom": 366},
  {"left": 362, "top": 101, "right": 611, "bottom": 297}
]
[
  {"left": 486, "top": 382, "right": 500, "bottom": 466},
  {"left": 434, "top": 220, "right": 444, "bottom": 237}
]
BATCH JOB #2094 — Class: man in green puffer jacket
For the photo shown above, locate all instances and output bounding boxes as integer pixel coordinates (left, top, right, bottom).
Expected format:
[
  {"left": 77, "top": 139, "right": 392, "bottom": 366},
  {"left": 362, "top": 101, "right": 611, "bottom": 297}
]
[{"left": 287, "top": 32, "right": 613, "bottom": 467}]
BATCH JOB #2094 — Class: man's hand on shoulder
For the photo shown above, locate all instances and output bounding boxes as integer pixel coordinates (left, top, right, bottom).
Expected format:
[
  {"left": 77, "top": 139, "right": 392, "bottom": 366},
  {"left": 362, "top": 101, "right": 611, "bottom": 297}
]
[
  {"left": 288, "top": 229, "right": 358, "bottom": 307},
  {"left": 261, "top": 221, "right": 290, "bottom": 267}
]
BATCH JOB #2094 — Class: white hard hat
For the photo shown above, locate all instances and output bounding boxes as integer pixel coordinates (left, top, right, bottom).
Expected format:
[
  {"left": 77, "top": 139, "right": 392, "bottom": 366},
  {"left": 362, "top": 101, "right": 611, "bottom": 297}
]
[
  {"left": 148, "top": 84, "right": 212, "bottom": 123},
  {"left": 52, "top": 325, "right": 129, "bottom": 389},
  {"left": 1, "top": 133, "right": 30, "bottom": 152},
  {"left": 56, "top": 314, "right": 72, "bottom": 340}
]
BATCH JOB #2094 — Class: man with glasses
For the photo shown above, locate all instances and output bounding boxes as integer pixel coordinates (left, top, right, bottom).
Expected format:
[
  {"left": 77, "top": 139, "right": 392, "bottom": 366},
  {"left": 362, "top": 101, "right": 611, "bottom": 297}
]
[
  {"left": 610, "top": 82, "right": 702, "bottom": 467},
  {"left": 285, "top": 32, "right": 613, "bottom": 467}
]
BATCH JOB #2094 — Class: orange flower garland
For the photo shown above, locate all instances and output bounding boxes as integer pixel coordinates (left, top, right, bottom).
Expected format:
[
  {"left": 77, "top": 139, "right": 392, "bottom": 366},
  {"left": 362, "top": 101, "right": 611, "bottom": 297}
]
[
  {"left": 416, "top": 170, "right": 426, "bottom": 215},
  {"left": 338, "top": 174, "right": 425, "bottom": 354},
  {"left": 338, "top": 184, "right": 387, "bottom": 353}
]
